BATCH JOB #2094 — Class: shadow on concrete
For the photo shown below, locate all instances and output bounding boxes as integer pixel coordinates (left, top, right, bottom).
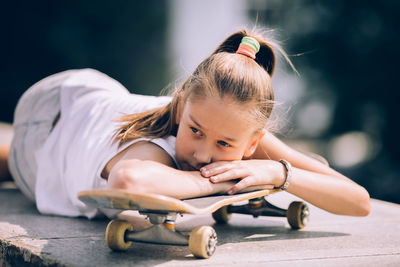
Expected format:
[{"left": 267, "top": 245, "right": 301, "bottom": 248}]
[{"left": 212, "top": 223, "right": 349, "bottom": 245}]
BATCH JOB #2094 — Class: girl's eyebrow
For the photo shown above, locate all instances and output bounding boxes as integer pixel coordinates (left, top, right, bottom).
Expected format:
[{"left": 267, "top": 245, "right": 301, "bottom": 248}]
[
  {"left": 189, "top": 114, "right": 237, "bottom": 143},
  {"left": 189, "top": 114, "right": 204, "bottom": 129}
]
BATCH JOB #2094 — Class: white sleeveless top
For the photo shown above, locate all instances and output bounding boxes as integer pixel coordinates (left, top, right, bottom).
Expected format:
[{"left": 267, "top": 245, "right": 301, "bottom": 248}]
[{"left": 33, "top": 69, "right": 175, "bottom": 218}]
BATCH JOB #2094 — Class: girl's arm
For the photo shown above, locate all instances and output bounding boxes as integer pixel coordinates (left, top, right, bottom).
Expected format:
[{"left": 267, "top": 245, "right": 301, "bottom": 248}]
[
  {"left": 201, "top": 132, "right": 371, "bottom": 216},
  {"left": 0, "top": 144, "right": 11, "bottom": 181},
  {"left": 106, "top": 141, "right": 235, "bottom": 199}
]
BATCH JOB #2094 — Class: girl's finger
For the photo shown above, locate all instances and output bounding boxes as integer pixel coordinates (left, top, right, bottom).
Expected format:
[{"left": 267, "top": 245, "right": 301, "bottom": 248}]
[
  {"left": 200, "top": 161, "right": 235, "bottom": 177},
  {"left": 227, "top": 176, "right": 255, "bottom": 194},
  {"left": 209, "top": 168, "right": 250, "bottom": 183}
]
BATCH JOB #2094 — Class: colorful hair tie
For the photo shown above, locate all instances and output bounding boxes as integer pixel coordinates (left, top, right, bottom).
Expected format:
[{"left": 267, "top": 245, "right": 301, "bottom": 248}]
[{"left": 235, "top": 36, "right": 260, "bottom": 59}]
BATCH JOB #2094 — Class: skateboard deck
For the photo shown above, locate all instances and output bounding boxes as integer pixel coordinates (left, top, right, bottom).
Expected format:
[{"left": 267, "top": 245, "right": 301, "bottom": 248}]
[
  {"left": 78, "top": 188, "right": 277, "bottom": 215},
  {"left": 78, "top": 188, "right": 309, "bottom": 259}
]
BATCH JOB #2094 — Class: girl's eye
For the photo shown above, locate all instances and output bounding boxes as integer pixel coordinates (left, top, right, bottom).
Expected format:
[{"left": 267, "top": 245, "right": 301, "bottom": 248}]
[
  {"left": 218, "top": 140, "right": 231, "bottom": 147},
  {"left": 190, "top": 127, "right": 201, "bottom": 135}
]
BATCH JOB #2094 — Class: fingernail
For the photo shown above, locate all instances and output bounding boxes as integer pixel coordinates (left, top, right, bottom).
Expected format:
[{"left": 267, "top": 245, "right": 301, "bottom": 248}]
[
  {"left": 211, "top": 176, "right": 218, "bottom": 182},
  {"left": 227, "top": 189, "right": 234, "bottom": 195}
]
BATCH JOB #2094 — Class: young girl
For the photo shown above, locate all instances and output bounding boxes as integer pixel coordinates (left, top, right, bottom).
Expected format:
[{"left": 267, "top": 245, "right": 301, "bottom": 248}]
[{"left": 4, "top": 30, "right": 370, "bottom": 219}]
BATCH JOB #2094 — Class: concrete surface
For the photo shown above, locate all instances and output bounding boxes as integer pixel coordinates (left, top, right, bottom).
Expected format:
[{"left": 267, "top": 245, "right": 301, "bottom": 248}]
[{"left": 1, "top": 186, "right": 399, "bottom": 267}]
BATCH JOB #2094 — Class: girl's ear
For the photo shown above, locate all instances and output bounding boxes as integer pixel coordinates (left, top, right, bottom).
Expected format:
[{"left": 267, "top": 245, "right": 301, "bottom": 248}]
[{"left": 243, "top": 129, "right": 266, "bottom": 158}]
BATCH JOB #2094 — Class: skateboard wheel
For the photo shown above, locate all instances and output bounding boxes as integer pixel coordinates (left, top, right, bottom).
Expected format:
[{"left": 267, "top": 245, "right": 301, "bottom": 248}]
[
  {"left": 212, "top": 206, "right": 232, "bottom": 224},
  {"left": 287, "top": 201, "right": 310, "bottom": 230},
  {"left": 189, "top": 226, "right": 217, "bottom": 259},
  {"left": 105, "top": 220, "right": 133, "bottom": 251}
]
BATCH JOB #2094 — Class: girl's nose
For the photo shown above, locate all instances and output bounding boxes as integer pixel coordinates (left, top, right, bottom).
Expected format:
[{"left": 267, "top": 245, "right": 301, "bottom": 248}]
[{"left": 193, "top": 146, "right": 212, "bottom": 165}]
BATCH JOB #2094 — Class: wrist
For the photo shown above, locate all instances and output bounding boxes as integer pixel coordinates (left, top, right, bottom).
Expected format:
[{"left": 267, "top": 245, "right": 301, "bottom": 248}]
[
  {"left": 271, "top": 160, "right": 285, "bottom": 187},
  {"left": 273, "top": 159, "right": 292, "bottom": 190}
]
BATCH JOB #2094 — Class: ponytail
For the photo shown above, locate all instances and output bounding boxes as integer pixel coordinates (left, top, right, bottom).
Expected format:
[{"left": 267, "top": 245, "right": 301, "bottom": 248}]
[{"left": 213, "top": 30, "right": 276, "bottom": 76}]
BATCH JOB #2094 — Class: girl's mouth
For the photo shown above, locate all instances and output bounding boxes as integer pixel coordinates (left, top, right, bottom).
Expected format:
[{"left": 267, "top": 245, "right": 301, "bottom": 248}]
[{"left": 187, "top": 164, "right": 199, "bottom": 172}]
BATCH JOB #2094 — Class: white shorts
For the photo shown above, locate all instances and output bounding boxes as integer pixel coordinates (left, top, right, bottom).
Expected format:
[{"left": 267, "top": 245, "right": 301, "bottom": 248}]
[{"left": 8, "top": 70, "right": 77, "bottom": 201}]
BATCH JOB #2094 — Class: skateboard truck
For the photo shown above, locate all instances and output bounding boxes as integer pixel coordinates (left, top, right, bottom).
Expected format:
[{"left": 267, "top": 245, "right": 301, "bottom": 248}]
[
  {"left": 106, "top": 211, "right": 217, "bottom": 259},
  {"left": 121, "top": 212, "right": 188, "bottom": 246},
  {"left": 213, "top": 197, "right": 310, "bottom": 230}
]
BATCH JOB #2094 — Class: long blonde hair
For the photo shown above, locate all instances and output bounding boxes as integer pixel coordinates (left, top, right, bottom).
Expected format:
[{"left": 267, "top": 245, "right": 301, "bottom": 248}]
[{"left": 115, "top": 29, "right": 277, "bottom": 146}]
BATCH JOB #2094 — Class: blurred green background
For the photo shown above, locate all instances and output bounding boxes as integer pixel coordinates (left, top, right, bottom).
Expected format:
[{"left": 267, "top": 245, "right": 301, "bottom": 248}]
[{"left": 1, "top": 0, "right": 399, "bottom": 203}]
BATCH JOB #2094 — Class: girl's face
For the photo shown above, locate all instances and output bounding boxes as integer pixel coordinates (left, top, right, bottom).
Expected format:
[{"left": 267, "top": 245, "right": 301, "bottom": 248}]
[{"left": 175, "top": 95, "right": 264, "bottom": 171}]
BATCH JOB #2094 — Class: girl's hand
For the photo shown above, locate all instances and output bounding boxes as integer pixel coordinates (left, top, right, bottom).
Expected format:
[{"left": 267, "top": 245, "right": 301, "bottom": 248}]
[{"left": 200, "top": 160, "right": 284, "bottom": 194}]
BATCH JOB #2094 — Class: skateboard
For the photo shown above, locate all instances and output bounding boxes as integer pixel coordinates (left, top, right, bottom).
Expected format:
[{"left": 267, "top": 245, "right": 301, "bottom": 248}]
[{"left": 78, "top": 189, "right": 309, "bottom": 259}]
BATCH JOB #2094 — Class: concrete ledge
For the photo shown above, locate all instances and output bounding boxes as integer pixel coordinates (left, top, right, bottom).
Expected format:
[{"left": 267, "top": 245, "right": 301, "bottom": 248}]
[{"left": 1, "top": 186, "right": 399, "bottom": 266}]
